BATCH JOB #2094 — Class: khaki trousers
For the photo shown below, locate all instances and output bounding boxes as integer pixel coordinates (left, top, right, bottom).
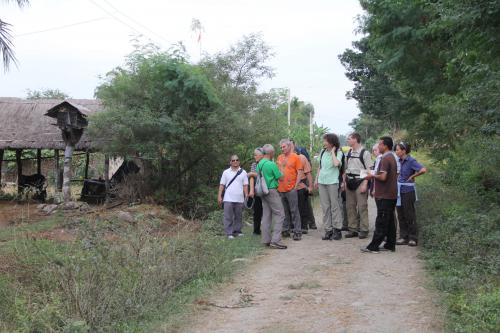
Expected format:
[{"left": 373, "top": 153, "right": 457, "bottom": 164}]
[
  {"left": 261, "top": 189, "right": 285, "bottom": 244},
  {"left": 346, "top": 186, "right": 369, "bottom": 233}
]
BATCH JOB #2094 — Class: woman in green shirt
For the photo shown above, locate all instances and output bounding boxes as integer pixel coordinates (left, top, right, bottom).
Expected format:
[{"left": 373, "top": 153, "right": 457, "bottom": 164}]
[{"left": 315, "top": 133, "right": 344, "bottom": 241}]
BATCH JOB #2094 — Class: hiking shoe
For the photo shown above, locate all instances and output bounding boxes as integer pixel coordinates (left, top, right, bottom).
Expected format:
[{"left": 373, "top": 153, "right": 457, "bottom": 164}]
[
  {"left": 264, "top": 243, "right": 270, "bottom": 247},
  {"left": 322, "top": 230, "right": 333, "bottom": 240},
  {"left": 282, "top": 231, "right": 291, "bottom": 238},
  {"left": 237, "top": 233, "right": 244, "bottom": 237},
  {"left": 309, "top": 224, "right": 318, "bottom": 230},
  {"left": 227, "top": 235, "right": 234, "bottom": 240},
  {"left": 358, "top": 231, "right": 368, "bottom": 239},
  {"left": 301, "top": 229, "right": 309, "bottom": 234},
  {"left": 253, "top": 231, "right": 261, "bottom": 235},
  {"left": 332, "top": 229, "right": 342, "bottom": 240},
  {"left": 360, "top": 247, "right": 379, "bottom": 254},
  {"left": 408, "top": 240, "right": 417, "bottom": 247},
  {"left": 293, "top": 233, "right": 302, "bottom": 241},
  {"left": 269, "top": 242, "right": 287, "bottom": 249},
  {"left": 345, "top": 231, "right": 359, "bottom": 238},
  {"left": 379, "top": 247, "right": 395, "bottom": 252},
  {"left": 396, "top": 238, "right": 409, "bottom": 245},
  {"left": 341, "top": 226, "right": 349, "bottom": 231}
]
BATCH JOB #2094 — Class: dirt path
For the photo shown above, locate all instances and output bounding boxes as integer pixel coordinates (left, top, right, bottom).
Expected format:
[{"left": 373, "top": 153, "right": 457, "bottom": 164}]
[{"left": 184, "top": 198, "right": 443, "bottom": 333}]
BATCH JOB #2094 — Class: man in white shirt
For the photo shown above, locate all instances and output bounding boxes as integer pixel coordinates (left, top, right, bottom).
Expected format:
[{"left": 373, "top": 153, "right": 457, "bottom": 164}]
[{"left": 218, "top": 155, "right": 249, "bottom": 239}]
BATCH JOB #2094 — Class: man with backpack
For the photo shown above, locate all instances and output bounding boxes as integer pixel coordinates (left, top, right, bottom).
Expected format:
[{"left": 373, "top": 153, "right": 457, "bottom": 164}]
[
  {"left": 343, "top": 133, "right": 374, "bottom": 239},
  {"left": 218, "top": 155, "right": 249, "bottom": 239},
  {"left": 248, "top": 144, "right": 287, "bottom": 249}
]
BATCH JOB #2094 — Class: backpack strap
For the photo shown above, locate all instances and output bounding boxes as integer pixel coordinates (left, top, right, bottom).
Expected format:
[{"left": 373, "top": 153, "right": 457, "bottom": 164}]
[
  {"left": 346, "top": 148, "right": 367, "bottom": 169},
  {"left": 225, "top": 168, "right": 243, "bottom": 190},
  {"left": 359, "top": 148, "right": 366, "bottom": 169},
  {"left": 319, "top": 149, "right": 326, "bottom": 169}
]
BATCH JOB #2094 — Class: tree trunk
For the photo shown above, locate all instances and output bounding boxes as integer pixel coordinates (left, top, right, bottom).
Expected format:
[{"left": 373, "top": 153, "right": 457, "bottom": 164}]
[
  {"left": 63, "top": 145, "right": 74, "bottom": 202},
  {"left": 0, "top": 149, "right": 4, "bottom": 188},
  {"left": 104, "top": 154, "right": 110, "bottom": 202},
  {"left": 36, "top": 149, "right": 42, "bottom": 175},
  {"left": 54, "top": 149, "right": 61, "bottom": 191},
  {"left": 16, "top": 149, "right": 22, "bottom": 195},
  {"left": 84, "top": 151, "right": 90, "bottom": 179}
]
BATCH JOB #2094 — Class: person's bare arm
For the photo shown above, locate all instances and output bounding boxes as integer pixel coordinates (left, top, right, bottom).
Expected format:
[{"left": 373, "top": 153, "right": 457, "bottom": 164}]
[
  {"left": 306, "top": 172, "right": 314, "bottom": 192},
  {"left": 217, "top": 184, "right": 225, "bottom": 206},
  {"left": 331, "top": 149, "right": 340, "bottom": 167},
  {"left": 295, "top": 169, "right": 304, "bottom": 189},
  {"left": 243, "top": 184, "right": 249, "bottom": 198},
  {"left": 249, "top": 177, "right": 255, "bottom": 197},
  {"left": 367, "top": 171, "right": 387, "bottom": 182},
  {"left": 408, "top": 167, "right": 427, "bottom": 181}
]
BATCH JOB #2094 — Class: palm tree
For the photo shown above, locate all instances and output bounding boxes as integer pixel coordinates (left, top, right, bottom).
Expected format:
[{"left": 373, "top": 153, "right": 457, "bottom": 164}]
[{"left": 1, "top": 0, "right": 29, "bottom": 71}]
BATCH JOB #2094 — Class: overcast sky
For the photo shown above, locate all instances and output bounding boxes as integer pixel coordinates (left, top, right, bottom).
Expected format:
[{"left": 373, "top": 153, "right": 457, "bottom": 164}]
[{"left": 0, "top": 0, "right": 363, "bottom": 134}]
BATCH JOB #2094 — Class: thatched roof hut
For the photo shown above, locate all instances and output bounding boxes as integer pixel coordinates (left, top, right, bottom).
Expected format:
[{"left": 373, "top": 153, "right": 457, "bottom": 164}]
[{"left": 0, "top": 98, "right": 102, "bottom": 150}]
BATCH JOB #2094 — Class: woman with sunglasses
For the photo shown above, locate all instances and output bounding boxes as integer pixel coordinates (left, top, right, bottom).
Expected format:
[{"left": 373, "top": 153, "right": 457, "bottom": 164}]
[{"left": 394, "top": 142, "right": 427, "bottom": 246}]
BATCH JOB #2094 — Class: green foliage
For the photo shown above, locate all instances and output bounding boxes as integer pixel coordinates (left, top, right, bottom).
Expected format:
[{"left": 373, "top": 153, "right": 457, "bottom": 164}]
[
  {"left": 416, "top": 154, "right": 499, "bottom": 332},
  {"left": 91, "top": 36, "right": 317, "bottom": 216},
  {"left": 340, "top": 1, "right": 500, "bottom": 172},
  {"left": 90, "top": 45, "right": 225, "bottom": 213}
]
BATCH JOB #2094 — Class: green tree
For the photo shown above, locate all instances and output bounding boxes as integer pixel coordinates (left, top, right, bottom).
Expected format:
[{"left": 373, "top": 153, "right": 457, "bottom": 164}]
[
  {"left": 89, "top": 46, "right": 223, "bottom": 212},
  {"left": 340, "top": 0, "right": 500, "bottom": 192},
  {"left": 26, "top": 88, "right": 69, "bottom": 100}
]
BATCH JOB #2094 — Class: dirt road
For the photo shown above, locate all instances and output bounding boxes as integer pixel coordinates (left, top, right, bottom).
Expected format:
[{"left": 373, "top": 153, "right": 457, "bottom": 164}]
[{"left": 184, "top": 199, "right": 443, "bottom": 333}]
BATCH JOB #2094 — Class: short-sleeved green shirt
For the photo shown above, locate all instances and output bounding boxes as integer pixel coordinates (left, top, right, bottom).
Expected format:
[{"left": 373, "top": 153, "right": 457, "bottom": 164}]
[
  {"left": 318, "top": 149, "right": 343, "bottom": 185},
  {"left": 257, "top": 158, "right": 282, "bottom": 189}
]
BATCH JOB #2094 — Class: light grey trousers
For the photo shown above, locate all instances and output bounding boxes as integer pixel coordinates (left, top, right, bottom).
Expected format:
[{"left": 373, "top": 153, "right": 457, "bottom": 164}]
[
  {"left": 319, "top": 183, "right": 342, "bottom": 231},
  {"left": 279, "top": 189, "right": 302, "bottom": 234},
  {"left": 223, "top": 202, "right": 244, "bottom": 236},
  {"left": 261, "top": 189, "right": 285, "bottom": 244}
]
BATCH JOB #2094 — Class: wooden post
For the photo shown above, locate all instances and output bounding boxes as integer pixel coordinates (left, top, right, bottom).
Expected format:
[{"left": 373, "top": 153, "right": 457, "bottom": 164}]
[
  {"left": 36, "top": 149, "right": 42, "bottom": 175},
  {"left": 0, "top": 149, "right": 4, "bottom": 188},
  {"left": 15, "top": 149, "right": 22, "bottom": 195},
  {"left": 104, "top": 154, "right": 110, "bottom": 202},
  {"left": 84, "top": 150, "right": 90, "bottom": 180},
  {"left": 54, "top": 149, "right": 61, "bottom": 191},
  {"left": 62, "top": 145, "right": 74, "bottom": 202}
]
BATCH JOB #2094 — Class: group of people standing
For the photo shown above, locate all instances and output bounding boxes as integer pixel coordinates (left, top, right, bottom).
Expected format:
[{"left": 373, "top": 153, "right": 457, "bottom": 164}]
[{"left": 218, "top": 132, "right": 426, "bottom": 253}]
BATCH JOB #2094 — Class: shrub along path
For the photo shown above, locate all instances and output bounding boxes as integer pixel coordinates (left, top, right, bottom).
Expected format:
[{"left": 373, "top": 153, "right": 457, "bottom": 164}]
[{"left": 182, "top": 198, "right": 444, "bottom": 333}]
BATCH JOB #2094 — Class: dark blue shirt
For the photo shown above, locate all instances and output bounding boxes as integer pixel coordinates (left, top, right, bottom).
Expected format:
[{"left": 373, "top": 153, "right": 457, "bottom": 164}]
[{"left": 398, "top": 155, "right": 424, "bottom": 193}]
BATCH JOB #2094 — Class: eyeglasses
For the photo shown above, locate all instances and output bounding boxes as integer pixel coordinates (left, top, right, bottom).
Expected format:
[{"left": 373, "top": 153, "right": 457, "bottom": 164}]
[{"left": 231, "top": 159, "right": 239, "bottom": 162}]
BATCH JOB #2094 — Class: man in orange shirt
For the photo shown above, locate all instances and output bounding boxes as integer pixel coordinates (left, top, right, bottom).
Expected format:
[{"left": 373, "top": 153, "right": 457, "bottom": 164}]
[{"left": 277, "top": 139, "right": 304, "bottom": 241}]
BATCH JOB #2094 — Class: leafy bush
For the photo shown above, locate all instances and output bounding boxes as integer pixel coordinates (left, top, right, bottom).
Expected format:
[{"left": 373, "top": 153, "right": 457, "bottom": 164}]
[{"left": 417, "top": 154, "right": 499, "bottom": 332}]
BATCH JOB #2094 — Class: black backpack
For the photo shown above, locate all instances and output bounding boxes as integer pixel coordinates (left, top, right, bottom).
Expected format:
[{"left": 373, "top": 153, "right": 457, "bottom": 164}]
[{"left": 346, "top": 148, "right": 367, "bottom": 170}]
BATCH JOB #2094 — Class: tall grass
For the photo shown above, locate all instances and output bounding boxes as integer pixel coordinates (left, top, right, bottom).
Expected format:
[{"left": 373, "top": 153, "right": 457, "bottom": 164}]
[
  {"left": 0, "top": 210, "right": 261, "bottom": 332},
  {"left": 416, "top": 153, "right": 499, "bottom": 332}
]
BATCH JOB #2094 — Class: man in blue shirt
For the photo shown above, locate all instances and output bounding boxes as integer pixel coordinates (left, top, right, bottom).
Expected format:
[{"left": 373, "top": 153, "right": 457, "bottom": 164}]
[{"left": 394, "top": 142, "right": 427, "bottom": 246}]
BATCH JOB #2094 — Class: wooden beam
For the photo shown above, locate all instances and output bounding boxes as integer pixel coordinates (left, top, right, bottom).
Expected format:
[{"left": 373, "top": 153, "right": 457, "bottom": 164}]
[
  {"left": 62, "top": 145, "right": 74, "bottom": 202},
  {"left": 15, "top": 149, "right": 22, "bottom": 195},
  {"left": 54, "top": 149, "right": 61, "bottom": 191},
  {"left": 84, "top": 150, "right": 90, "bottom": 179},
  {"left": 0, "top": 149, "right": 4, "bottom": 188},
  {"left": 36, "top": 149, "right": 42, "bottom": 175},
  {"left": 104, "top": 154, "right": 110, "bottom": 202}
]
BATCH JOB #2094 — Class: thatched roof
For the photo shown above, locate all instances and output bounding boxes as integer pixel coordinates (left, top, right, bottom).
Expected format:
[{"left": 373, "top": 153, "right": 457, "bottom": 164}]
[{"left": 0, "top": 98, "right": 103, "bottom": 150}]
